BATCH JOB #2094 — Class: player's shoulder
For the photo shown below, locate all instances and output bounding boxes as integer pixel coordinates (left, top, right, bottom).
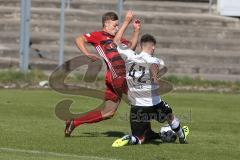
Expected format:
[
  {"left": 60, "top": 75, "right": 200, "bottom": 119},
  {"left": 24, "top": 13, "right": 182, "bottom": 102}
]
[
  {"left": 145, "top": 56, "right": 161, "bottom": 64},
  {"left": 156, "top": 58, "right": 165, "bottom": 66},
  {"left": 117, "top": 44, "right": 136, "bottom": 59},
  {"left": 149, "top": 57, "right": 164, "bottom": 66},
  {"left": 118, "top": 43, "right": 130, "bottom": 51},
  {"left": 85, "top": 30, "right": 102, "bottom": 36}
]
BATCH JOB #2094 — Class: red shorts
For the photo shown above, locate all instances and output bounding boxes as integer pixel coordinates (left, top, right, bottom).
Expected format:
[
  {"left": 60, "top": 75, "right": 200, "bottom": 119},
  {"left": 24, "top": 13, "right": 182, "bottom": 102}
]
[{"left": 105, "top": 71, "right": 128, "bottom": 102}]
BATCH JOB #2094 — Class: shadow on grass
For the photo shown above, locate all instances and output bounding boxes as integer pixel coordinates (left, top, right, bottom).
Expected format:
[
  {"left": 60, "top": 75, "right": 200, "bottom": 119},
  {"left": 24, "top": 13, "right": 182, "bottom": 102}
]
[
  {"left": 71, "top": 131, "right": 125, "bottom": 138},
  {"left": 71, "top": 131, "right": 163, "bottom": 145},
  {"left": 144, "top": 140, "right": 162, "bottom": 145}
]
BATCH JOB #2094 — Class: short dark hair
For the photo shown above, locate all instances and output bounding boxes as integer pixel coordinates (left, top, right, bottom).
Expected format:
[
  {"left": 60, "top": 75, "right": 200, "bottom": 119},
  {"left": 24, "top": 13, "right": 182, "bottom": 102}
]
[
  {"left": 140, "top": 34, "right": 156, "bottom": 45},
  {"left": 102, "top": 12, "right": 118, "bottom": 27}
]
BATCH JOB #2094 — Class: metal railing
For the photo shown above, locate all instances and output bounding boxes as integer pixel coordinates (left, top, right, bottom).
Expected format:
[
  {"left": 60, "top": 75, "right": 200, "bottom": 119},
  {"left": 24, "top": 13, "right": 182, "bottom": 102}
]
[
  {"left": 117, "top": 0, "right": 124, "bottom": 23},
  {"left": 19, "top": 0, "right": 31, "bottom": 72},
  {"left": 19, "top": 0, "right": 125, "bottom": 69},
  {"left": 58, "top": 0, "right": 124, "bottom": 66}
]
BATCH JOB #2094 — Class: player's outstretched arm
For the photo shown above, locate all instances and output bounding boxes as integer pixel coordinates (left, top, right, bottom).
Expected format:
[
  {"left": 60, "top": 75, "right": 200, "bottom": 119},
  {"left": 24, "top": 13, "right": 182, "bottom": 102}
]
[
  {"left": 113, "top": 10, "right": 133, "bottom": 46},
  {"left": 75, "top": 36, "right": 97, "bottom": 61},
  {"left": 129, "top": 19, "right": 141, "bottom": 51}
]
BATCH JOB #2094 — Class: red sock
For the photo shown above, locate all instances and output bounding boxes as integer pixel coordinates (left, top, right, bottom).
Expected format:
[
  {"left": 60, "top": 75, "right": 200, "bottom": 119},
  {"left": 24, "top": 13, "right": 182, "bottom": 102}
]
[{"left": 73, "top": 110, "right": 103, "bottom": 127}]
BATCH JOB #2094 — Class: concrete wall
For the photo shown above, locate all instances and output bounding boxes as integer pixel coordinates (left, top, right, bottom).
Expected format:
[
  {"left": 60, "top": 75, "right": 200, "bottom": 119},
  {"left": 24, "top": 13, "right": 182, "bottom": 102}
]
[{"left": 0, "top": 0, "right": 239, "bottom": 81}]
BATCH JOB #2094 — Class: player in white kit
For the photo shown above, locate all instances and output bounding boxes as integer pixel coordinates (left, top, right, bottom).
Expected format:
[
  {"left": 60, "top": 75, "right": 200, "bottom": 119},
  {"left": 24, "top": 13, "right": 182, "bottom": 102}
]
[{"left": 111, "top": 12, "right": 189, "bottom": 147}]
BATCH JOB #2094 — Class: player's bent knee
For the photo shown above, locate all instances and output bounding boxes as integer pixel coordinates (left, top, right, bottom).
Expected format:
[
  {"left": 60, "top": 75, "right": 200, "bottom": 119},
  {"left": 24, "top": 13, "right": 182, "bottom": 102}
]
[{"left": 101, "top": 110, "right": 116, "bottom": 119}]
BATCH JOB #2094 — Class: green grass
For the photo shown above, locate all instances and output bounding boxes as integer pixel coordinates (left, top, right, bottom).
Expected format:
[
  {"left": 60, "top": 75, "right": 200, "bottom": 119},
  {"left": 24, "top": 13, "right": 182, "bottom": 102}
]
[
  {"left": 0, "top": 70, "right": 240, "bottom": 92},
  {"left": 163, "top": 75, "right": 240, "bottom": 91},
  {"left": 0, "top": 69, "right": 47, "bottom": 85},
  {"left": 0, "top": 89, "right": 239, "bottom": 160}
]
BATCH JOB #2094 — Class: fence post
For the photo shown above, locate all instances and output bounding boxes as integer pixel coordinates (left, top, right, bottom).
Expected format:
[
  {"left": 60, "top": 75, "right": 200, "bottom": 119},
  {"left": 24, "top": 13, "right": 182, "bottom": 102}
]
[
  {"left": 117, "top": 0, "right": 124, "bottom": 23},
  {"left": 19, "top": 0, "right": 31, "bottom": 72},
  {"left": 59, "top": 0, "right": 65, "bottom": 66}
]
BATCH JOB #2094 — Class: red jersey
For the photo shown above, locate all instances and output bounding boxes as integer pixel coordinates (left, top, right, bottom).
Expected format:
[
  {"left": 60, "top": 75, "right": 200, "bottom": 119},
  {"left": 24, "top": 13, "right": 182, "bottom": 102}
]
[{"left": 83, "top": 31, "right": 129, "bottom": 78}]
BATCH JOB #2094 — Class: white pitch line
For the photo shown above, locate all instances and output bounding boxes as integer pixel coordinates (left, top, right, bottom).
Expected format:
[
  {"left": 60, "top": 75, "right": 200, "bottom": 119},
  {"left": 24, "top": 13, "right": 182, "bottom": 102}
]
[{"left": 0, "top": 147, "right": 121, "bottom": 160}]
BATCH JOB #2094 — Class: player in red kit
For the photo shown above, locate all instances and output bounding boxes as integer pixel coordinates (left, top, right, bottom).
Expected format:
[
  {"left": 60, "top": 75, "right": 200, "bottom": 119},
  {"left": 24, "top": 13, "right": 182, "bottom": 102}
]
[{"left": 64, "top": 11, "right": 141, "bottom": 137}]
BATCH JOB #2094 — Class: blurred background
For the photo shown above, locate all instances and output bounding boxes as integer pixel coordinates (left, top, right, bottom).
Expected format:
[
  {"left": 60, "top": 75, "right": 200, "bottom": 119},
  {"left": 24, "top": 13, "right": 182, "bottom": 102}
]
[{"left": 0, "top": 0, "right": 239, "bottom": 91}]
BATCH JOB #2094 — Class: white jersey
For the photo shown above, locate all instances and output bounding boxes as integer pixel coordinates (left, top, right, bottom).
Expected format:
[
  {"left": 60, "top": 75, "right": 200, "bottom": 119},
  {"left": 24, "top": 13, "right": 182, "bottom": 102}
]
[{"left": 117, "top": 45, "right": 165, "bottom": 107}]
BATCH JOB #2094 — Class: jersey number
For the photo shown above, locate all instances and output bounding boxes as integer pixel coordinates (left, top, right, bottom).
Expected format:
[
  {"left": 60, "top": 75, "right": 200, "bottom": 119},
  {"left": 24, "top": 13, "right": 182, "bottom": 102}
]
[{"left": 129, "top": 63, "right": 146, "bottom": 83}]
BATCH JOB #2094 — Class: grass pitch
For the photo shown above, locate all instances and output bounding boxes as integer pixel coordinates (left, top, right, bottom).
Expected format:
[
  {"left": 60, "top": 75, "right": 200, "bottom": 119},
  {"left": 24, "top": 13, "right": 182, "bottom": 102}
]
[{"left": 0, "top": 89, "right": 239, "bottom": 160}]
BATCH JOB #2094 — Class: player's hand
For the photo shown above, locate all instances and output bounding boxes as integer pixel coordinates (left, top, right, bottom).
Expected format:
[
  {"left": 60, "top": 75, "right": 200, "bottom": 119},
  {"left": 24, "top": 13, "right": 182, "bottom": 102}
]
[
  {"left": 133, "top": 19, "right": 141, "bottom": 31},
  {"left": 124, "top": 10, "right": 134, "bottom": 23}
]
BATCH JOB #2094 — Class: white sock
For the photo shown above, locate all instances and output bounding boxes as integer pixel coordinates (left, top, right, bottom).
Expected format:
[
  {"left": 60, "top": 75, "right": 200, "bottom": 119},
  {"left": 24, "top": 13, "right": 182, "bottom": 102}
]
[
  {"left": 130, "top": 136, "right": 141, "bottom": 145},
  {"left": 170, "top": 117, "right": 184, "bottom": 138}
]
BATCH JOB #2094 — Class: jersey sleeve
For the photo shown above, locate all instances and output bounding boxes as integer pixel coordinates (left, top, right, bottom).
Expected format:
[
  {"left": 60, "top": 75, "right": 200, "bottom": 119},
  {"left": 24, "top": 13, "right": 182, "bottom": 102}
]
[
  {"left": 158, "top": 59, "right": 165, "bottom": 66},
  {"left": 151, "top": 58, "right": 165, "bottom": 66},
  {"left": 117, "top": 43, "right": 135, "bottom": 61},
  {"left": 83, "top": 32, "right": 99, "bottom": 45}
]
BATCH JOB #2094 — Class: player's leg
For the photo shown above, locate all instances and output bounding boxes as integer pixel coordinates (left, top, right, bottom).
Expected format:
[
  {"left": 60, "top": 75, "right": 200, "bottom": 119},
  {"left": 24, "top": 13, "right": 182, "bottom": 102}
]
[
  {"left": 65, "top": 100, "right": 120, "bottom": 137},
  {"left": 112, "top": 106, "right": 148, "bottom": 147},
  {"left": 100, "top": 100, "right": 120, "bottom": 118},
  {"left": 131, "top": 105, "right": 164, "bottom": 144},
  {"left": 167, "top": 113, "right": 189, "bottom": 144},
  {"left": 143, "top": 125, "right": 161, "bottom": 142},
  {"left": 157, "top": 101, "right": 188, "bottom": 144},
  {"left": 74, "top": 100, "right": 119, "bottom": 124},
  {"left": 65, "top": 73, "right": 123, "bottom": 137},
  {"left": 140, "top": 106, "right": 161, "bottom": 142},
  {"left": 112, "top": 123, "right": 147, "bottom": 147},
  {"left": 112, "top": 106, "right": 158, "bottom": 147},
  {"left": 130, "top": 119, "right": 147, "bottom": 143}
]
